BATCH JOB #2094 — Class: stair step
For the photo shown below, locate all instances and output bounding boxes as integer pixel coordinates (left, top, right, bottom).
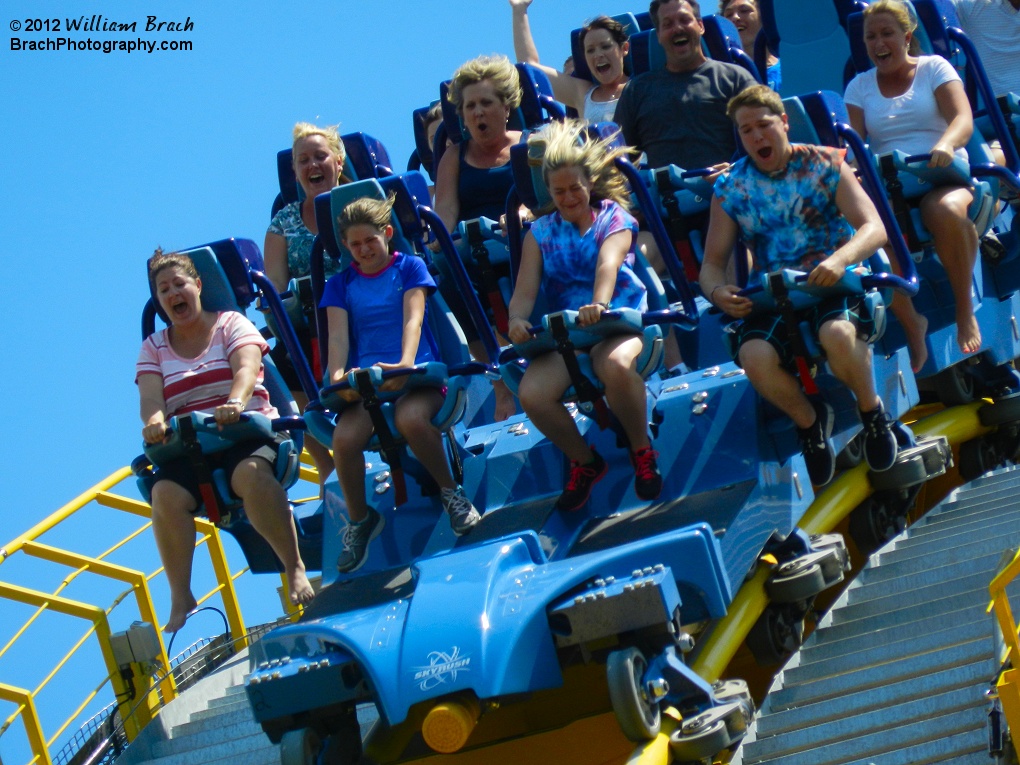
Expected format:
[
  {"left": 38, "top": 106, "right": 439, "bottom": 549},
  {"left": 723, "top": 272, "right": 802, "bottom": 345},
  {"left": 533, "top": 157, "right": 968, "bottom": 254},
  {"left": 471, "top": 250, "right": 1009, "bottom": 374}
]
[
  {"left": 888, "top": 502, "right": 1020, "bottom": 551},
  {"left": 841, "top": 728, "right": 989, "bottom": 765},
  {"left": 826, "top": 587, "right": 987, "bottom": 638},
  {"left": 744, "top": 706, "right": 985, "bottom": 765},
  {"left": 781, "top": 617, "right": 988, "bottom": 686},
  {"left": 147, "top": 730, "right": 273, "bottom": 765},
  {"left": 851, "top": 547, "right": 1012, "bottom": 603},
  {"left": 865, "top": 532, "right": 1020, "bottom": 584},
  {"left": 154, "top": 718, "right": 268, "bottom": 758},
  {"left": 746, "top": 685, "right": 983, "bottom": 762},
  {"left": 768, "top": 641, "right": 991, "bottom": 711},
  {"left": 173, "top": 705, "right": 258, "bottom": 737},
  {"left": 760, "top": 661, "right": 989, "bottom": 736},
  {"left": 801, "top": 604, "right": 987, "bottom": 664},
  {"left": 135, "top": 746, "right": 279, "bottom": 765}
]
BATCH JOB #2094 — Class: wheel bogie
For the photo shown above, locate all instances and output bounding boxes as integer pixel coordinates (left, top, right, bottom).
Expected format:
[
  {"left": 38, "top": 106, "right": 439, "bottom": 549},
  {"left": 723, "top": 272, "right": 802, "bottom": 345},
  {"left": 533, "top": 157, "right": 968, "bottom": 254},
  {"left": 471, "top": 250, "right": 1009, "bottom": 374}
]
[
  {"left": 280, "top": 727, "right": 321, "bottom": 765},
  {"left": 607, "top": 646, "right": 662, "bottom": 742}
]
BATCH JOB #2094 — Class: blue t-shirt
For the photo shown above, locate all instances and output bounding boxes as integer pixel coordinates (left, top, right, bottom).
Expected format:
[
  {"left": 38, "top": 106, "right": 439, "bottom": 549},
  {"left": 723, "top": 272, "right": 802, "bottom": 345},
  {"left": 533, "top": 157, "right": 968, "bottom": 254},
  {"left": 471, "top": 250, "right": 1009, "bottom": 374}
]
[
  {"left": 319, "top": 252, "right": 439, "bottom": 369},
  {"left": 529, "top": 199, "right": 647, "bottom": 313}
]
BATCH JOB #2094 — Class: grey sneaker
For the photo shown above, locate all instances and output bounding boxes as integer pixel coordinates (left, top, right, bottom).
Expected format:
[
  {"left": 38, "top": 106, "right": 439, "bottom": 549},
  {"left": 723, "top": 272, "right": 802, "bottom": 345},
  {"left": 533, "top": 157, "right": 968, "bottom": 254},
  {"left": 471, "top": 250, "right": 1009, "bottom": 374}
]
[
  {"left": 336, "top": 509, "right": 384, "bottom": 573},
  {"left": 441, "top": 486, "right": 481, "bottom": 536}
]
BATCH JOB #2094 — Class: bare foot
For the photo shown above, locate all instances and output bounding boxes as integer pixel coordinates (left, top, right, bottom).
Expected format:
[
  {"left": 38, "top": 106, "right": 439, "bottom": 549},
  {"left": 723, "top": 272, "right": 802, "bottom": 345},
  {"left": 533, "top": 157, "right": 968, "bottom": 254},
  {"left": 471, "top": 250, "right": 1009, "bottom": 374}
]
[
  {"left": 903, "top": 311, "right": 929, "bottom": 373},
  {"left": 493, "top": 380, "right": 517, "bottom": 422},
  {"left": 956, "top": 311, "right": 982, "bottom": 355},
  {"left": 289, "top": 566, "right": 315, "bottom": 606},
  {"left": 164, "top": 592, "right": 198, "bottom": 634}
]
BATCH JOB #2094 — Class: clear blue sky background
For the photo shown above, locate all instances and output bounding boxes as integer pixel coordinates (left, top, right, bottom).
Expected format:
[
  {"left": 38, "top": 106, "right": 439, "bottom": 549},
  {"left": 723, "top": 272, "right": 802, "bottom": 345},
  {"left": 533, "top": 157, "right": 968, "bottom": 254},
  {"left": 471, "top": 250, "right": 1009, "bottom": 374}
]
[{"left": 0, "top": 2, "right": 717, "bottom": 762}]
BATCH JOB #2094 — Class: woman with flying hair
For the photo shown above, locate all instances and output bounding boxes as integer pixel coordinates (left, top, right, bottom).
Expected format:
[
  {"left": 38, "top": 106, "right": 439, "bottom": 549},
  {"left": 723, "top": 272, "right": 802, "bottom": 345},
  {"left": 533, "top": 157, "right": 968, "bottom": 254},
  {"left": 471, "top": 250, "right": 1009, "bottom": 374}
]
[{"left": 507, "top": 119, "right": 662, "bottom": 513}]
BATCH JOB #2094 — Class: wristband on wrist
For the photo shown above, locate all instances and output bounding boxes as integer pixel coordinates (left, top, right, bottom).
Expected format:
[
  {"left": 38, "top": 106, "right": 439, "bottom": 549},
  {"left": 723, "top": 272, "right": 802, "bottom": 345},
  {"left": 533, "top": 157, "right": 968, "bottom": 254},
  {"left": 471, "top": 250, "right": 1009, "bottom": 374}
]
[
  {"left": 226, "top": 398, "right": 244, "bottom": 407},
  {"left": 594, "top": 301, "right": 610, "bottom": 310},
  {"left": 709, "top": 286, "right": 724, "bottom": 304}
]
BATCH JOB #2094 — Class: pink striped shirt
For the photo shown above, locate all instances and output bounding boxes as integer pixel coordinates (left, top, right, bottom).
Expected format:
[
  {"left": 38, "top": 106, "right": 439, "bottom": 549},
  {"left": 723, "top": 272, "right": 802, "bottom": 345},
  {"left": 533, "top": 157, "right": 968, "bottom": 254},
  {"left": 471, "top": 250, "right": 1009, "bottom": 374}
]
[{"left": 136, "top": 311, "right": 278, "bottom": 418}]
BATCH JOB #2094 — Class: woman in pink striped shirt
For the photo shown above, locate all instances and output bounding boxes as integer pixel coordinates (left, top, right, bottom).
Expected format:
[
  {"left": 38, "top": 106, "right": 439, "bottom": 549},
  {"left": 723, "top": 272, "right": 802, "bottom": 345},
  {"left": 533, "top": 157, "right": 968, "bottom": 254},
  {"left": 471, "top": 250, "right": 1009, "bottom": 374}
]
[{"left": 136, "top": 250, "right": 314, "bottom": 633}]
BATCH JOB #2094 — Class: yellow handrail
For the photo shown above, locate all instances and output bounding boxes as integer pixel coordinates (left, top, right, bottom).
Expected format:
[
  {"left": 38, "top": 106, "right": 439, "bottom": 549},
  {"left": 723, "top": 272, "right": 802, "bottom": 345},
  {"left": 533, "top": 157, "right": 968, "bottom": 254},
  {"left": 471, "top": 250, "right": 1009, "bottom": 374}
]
[
  {"left": 0, "top": 465, "right": 287, "bottom": 765},
  {"left": 990, "top": 547, "right": 1020, "bottom": 737}
]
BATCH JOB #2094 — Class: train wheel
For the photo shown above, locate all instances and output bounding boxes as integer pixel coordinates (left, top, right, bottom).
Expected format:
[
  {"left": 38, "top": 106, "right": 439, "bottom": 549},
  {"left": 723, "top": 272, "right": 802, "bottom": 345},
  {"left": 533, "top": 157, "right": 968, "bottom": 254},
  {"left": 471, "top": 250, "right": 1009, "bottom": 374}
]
[
  {"left": 669, "top": 717, "right": 729, "bottom": 763},
  {"left": 849, "top": 494, "right": 907, "bottom": 553},
  {"left": 836, "top": 432, "right": 864, "bottom": 470},
  {"left": 933, "top": 363, "right": 977, "bottom": 406},
  {"left": 869, "top": 437, "right": 950, "bottom": 492},
  {"left": 280, "top": 727, "right": 321, "bottom": 765},
  {"left": 980, "top": 392, "right": 1020, "bottom": 427},
  {"left": 747, "top": 606, "right": 804, "bottom": 665},
  {"left": 606, "top": 646, "right": 661, "bottom": 741},
  {"left": 766, "top": 558, "right": 826, "bottom": 603},
  {"left": 959, "top": 438, "right": 1001, "bottom": 481}
]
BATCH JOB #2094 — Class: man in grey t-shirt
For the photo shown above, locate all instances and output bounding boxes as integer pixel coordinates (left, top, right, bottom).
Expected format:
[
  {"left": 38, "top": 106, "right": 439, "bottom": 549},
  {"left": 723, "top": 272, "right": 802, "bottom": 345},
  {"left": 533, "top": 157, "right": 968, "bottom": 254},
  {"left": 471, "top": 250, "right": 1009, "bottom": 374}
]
[{"left": 615, "top": 0, "right": 757, "bottom": 170}]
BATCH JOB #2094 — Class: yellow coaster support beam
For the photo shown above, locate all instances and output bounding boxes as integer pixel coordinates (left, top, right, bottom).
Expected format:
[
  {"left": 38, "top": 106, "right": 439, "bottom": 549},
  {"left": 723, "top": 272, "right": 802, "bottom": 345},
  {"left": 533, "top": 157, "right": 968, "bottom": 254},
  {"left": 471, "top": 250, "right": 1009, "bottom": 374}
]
[
  {"left": 0, "top": 682, "right": 50, "bottom": 765},
  {"left": 20, "top": 541, "right": 177, "bottom": 703},
  {"left": 0, "top": 582, "right": 146, "bottom": 741}
]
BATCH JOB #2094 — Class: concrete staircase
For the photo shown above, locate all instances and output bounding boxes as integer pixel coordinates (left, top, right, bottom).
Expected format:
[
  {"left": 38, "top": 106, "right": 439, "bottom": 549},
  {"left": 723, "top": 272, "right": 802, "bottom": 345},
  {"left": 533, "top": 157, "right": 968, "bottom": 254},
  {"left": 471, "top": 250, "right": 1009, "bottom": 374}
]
[
  {"left": 736, "top": 466, "right": 1020, "bottom": 765},
  {"left": 116, "top": 646, "right": 376, "bottom": 765}
]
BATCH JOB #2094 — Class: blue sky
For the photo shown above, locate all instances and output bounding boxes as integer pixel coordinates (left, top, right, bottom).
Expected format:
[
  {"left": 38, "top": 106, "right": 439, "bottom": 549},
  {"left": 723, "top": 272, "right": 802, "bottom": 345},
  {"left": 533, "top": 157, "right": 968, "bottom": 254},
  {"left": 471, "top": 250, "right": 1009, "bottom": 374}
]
[{"left": 0, "top": 2, "right": 721, "bottom": 762}]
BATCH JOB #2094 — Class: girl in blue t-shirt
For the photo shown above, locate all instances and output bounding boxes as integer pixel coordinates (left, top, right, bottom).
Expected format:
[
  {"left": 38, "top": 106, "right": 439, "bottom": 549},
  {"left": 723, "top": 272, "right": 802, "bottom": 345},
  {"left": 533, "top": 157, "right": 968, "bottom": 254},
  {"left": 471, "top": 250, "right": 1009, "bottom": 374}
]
[
  {"left": 320, "top": 195, "right": 481, "bottom": 573},
  {"left": 507, "top": 119, "right": 661, "bottom": 512}
]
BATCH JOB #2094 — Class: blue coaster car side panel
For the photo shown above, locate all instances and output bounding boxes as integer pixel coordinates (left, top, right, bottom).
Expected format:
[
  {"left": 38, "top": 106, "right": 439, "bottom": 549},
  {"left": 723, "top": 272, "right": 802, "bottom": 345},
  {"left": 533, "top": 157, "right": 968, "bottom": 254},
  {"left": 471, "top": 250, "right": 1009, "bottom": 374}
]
[{"left": 247, "top": 523, "right": 730, "bottom": 729}]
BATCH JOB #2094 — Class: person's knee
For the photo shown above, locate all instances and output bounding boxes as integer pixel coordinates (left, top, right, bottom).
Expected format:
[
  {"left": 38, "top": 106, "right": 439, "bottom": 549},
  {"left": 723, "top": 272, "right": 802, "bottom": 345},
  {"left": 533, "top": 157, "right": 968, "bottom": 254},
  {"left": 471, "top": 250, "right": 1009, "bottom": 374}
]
[
  {"left": 922, "top": 189, "right": 971, "bottom": 226},
  {"left": 151, "top": 480, "right": 197, "bottom": 518},
  {"left": 818, "top": 320, "right": 857, "bottom": 355},
  {"left": 231, "top": 456, "right": 277, "bottom": 496},
  {"left": 738, "top": 340, "right": 780, "bottom": 379},
  {"left": 395, "top": 407, "right": 436, "bottom": 441}
]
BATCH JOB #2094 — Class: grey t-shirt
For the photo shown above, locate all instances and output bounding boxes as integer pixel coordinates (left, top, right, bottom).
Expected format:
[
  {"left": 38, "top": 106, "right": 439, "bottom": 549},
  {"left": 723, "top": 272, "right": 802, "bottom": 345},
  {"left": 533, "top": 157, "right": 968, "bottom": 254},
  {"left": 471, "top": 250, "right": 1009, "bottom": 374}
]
[{"left": 614, "top": 59, "right": 757, "bottom": 170}]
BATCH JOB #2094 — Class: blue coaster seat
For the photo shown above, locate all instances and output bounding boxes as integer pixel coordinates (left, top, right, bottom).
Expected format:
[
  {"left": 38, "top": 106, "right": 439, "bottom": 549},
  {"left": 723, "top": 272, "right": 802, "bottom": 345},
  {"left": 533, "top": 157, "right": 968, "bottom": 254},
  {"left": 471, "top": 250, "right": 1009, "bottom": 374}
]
[
  {"left": 302, "top": 174, "right": 486, "bottom": 505},
  {"left": 132, "top": 240, "right": 320, "bottom": 573},
  {"left": 498, "top": 309, "right": 665, "bottom": 408}
]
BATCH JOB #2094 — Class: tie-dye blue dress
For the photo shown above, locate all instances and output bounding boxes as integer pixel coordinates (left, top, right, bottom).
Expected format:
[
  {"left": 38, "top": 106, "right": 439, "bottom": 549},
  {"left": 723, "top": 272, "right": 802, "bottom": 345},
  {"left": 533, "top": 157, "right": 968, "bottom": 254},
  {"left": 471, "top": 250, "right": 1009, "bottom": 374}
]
[{"left": 530, "top": 199, "right": 647, "bottom": 312}]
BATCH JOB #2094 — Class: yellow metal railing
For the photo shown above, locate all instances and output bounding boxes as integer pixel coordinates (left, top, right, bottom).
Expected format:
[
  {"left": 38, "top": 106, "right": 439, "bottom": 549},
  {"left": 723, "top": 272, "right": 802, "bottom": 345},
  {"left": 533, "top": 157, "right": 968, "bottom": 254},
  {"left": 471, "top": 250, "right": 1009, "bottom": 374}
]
[
  {"left": 990, "top": 547, "right": 1020, "bottom": 738},
  {"left": 0, "top": 462, "right": 312, "bottom": 765}
]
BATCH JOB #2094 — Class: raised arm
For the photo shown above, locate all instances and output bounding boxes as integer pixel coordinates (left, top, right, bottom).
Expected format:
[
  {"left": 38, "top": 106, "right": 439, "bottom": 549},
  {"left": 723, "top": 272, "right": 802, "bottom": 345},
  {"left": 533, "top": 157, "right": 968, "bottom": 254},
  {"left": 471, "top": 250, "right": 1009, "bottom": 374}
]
[
  {"left": 700, "top": 196, "right": 752, "bottom": 317},
  {"left": 507, "top": 230, "right": 544, "bottom": 343},
  {"left": 508, "top": 0, "right": 588, "bottom": 112}
]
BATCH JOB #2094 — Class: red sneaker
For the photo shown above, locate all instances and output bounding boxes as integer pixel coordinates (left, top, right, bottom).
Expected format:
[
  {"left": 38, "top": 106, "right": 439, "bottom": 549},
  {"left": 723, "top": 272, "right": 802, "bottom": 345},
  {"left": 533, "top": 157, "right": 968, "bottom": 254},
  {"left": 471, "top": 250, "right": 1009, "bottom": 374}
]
[{"left": 555, "top": 449, "right": 608, "bottom": 512}]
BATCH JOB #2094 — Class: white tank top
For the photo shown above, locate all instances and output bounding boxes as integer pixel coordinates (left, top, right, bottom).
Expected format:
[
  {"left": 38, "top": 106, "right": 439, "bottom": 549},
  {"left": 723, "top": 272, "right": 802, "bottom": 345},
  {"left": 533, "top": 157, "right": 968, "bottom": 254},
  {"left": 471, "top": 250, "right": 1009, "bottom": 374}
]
[{"left": 583, "top": 86, "right": 619, "bottom": 124}]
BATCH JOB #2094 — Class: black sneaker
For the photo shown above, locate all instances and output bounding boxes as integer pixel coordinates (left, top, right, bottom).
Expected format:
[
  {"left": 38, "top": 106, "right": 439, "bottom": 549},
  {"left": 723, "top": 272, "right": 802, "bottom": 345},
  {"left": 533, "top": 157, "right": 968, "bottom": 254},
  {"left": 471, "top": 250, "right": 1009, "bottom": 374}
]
[
  {"left": 630, "top": 446, "right": 663, "bottom": 501},
  {"left": 797, "top": 401, "right": 836, "bottom": 486},
  {"left": 336, "top": 509, "right": 384, "bottom": 573},
  {"left": 555, "top": 449, "right": 608, "bottom": 512},
  {"left": 861, "top": 403, "right": 898, "bottom": 472}
]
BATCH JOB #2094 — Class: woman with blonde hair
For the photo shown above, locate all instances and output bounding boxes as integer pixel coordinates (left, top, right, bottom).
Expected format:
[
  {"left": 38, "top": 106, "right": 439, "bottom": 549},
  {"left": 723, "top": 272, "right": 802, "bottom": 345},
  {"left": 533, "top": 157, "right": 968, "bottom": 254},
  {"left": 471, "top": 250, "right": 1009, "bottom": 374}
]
[
  {"left": 434, "top": 54, "right": 524, "bottom": 421},
  {"left": 845, "top": 0, "right": 980, "bottom": 358},
  {"left": 264, "top": 122, "right": 351, "bottom": 485},
  {"left": 507, "top": 119, "right": 661, "bottom": 512}
]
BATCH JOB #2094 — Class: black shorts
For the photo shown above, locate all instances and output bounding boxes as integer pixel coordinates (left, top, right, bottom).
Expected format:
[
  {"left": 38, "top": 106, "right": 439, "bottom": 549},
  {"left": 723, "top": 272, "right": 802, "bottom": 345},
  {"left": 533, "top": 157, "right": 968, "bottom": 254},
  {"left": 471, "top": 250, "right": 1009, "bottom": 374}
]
[
  {"left": 728, "top": 295, "right": 875, "bottom": 371},
  {"left": 151, "top": 434, "right": 286, "bottom": 510}
]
